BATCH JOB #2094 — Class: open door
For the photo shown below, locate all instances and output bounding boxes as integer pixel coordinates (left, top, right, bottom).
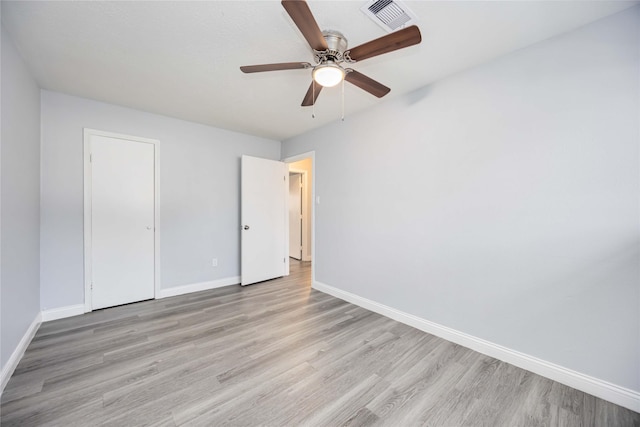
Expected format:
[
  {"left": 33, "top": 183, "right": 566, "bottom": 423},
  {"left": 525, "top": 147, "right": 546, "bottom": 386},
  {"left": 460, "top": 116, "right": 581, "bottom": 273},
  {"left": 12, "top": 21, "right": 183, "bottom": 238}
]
[{"left": 241, "top": 155, "right": 288, "bottom": 286}]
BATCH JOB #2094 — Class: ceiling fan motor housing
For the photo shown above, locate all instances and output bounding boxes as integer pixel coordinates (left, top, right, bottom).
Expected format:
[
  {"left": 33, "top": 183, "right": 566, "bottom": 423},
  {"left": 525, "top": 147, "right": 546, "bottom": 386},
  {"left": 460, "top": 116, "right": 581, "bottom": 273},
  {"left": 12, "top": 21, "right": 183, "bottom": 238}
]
[{"left": 316, "top": 30, "right": 348, "bottom": 63}]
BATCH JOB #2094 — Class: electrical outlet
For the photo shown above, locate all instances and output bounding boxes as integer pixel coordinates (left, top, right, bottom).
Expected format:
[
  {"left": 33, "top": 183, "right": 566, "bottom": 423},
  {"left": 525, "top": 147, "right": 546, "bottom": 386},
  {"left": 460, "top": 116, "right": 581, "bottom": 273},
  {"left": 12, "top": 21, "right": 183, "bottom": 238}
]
[{"left": 212, "top": 258, "right": 218, "bottom": 267}]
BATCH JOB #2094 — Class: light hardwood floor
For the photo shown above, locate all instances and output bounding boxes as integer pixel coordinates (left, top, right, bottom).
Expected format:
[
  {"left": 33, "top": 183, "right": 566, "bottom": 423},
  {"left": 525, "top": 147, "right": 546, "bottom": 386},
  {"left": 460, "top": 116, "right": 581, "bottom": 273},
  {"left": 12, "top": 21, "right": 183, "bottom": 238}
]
[{"left": 2, "top": 261, "right": 638, "bottom": 426}]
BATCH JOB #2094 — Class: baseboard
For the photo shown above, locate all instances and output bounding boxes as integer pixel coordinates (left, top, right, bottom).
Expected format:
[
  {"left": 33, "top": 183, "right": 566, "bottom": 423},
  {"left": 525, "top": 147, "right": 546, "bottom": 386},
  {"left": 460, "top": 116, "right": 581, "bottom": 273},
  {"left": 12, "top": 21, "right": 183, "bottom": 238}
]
[
  {"left": 159, "top": 276, "right": 240, "bottom": 299},
  {"left": 41, "top": 304, "right": 85, "bottom": 322},
  {"left": 1, "top": 312, "right": 42, "bottom": 394},
  {"left": 313, "top": 281, "right": 640, "bottom": 413},
  {"left": 39, "top": 278, "right": 242, "bottom": 319}
]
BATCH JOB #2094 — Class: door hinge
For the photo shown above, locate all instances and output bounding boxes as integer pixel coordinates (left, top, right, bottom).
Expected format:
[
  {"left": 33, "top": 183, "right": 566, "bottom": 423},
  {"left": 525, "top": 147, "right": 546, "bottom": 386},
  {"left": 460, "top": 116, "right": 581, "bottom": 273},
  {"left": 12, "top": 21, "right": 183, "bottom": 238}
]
[
  {"left": 90, "top": 282, "right": 93, "bottom": 290},
  {"left": 89, "top": 154, "right": 92, "bottom": 163},
  {"left": 284, "top": 176, "right": 286, "bottom": 181},
  {"left": 284, "top": 258, "right": 286, "bottom": 263}
]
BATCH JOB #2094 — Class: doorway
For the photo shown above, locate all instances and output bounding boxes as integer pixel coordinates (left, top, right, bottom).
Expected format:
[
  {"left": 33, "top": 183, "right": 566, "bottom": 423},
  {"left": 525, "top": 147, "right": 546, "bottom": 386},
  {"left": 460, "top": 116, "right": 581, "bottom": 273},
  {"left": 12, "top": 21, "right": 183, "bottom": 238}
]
[
  {"left": 288, "top": 171, "right": 304, "bottom": 260},
  {"left": 284, "top": 152, "right": 314, "bottom": 282},
  {"left": 83, "top": 129, "right": 160, "bottom": 311}
]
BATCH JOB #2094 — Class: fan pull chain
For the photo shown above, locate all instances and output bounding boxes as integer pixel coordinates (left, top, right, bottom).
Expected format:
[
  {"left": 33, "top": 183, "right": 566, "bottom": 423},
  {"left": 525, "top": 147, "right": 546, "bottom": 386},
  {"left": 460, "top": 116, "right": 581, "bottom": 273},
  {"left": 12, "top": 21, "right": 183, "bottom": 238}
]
[
  {"left": 341, "top": 78, "right": 345, "bottom": 122},
  {"left": 312, "top": 82, "right": 316, "bottom": 119}
]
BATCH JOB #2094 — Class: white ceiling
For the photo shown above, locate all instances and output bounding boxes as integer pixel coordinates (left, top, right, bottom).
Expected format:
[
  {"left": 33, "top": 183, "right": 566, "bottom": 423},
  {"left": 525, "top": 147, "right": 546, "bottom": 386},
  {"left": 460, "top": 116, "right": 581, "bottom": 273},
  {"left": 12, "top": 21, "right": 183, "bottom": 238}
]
[{"left": 2, "top": 1, "right": 636, "bottom": 141}]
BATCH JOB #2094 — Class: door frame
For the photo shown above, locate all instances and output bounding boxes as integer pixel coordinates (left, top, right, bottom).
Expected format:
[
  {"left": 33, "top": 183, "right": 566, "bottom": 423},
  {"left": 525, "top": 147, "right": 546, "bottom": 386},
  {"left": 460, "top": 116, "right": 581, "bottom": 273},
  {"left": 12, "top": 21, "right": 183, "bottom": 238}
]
[
  {"left": 283, "top": 151, "right": 315, "bottom": 284},
  {"left": 83, "top": 128, "right": 161, "bottom": 312},
  {"left": 288, "top": 168, "right": 308, "bottom": 261}
]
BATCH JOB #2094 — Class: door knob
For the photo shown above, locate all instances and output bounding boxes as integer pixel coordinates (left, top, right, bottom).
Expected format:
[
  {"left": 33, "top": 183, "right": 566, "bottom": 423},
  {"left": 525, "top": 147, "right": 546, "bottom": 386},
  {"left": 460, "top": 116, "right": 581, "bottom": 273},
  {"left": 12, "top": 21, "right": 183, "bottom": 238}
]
[
  {"left": 146, "top": 226, "right": 153, "bottom": 230},
  {"left": 243, "top": 225, "right": 250, "bottom": 230}
]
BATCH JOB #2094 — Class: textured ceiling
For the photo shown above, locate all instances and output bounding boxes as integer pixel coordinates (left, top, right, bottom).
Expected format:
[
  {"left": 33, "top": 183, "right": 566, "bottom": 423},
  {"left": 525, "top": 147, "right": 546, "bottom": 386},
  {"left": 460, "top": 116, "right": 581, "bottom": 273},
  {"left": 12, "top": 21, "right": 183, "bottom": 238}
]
[{"left": 2, "top": 1, "right": 636, "bottom": 141}]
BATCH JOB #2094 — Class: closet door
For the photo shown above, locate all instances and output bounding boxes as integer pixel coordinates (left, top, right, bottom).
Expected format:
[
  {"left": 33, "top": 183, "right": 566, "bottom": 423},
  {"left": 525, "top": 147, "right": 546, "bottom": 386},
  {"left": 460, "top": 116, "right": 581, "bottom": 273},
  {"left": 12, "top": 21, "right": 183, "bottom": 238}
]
[{"left": 88, "top": 133, "right": 156, "bottom": 310}]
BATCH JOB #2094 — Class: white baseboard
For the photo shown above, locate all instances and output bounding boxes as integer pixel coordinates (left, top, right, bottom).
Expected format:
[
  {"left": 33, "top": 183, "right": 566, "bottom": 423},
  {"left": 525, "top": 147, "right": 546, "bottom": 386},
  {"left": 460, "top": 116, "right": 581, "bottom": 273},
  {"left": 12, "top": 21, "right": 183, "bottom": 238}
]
[
  {"left": 41, "top": 304, "right": 85, "bottom": 322},
  {"left": 313, "top": 280, "right": 640, "bottom": 413},
  {"left": 1, "top": 312, "right": 42, "bottom": 394},
  {"left": 159, "top": 276, "right": 240, "bottom": 299},
  {"left": 39, "top": 278, "right": 242, "bottom": 320}
]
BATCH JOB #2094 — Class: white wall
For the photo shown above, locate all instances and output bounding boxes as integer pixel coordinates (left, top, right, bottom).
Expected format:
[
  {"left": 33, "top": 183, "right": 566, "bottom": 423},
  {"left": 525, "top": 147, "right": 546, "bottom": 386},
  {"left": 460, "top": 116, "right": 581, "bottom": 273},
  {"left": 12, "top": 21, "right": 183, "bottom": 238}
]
[
  {"left": 282, "top": 7, "right": 640, "bottom": 393},
  {"left": 1, "top": 27, "right": 41, "bottom": 371},
  {"left": 40, "top": 91, "right": 280, "bottom": 310}
]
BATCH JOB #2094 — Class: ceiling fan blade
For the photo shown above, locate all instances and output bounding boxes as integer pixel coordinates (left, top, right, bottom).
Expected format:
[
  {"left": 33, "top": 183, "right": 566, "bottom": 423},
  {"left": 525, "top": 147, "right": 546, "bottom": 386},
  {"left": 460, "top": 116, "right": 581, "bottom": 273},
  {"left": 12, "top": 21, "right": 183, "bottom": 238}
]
[
  {"left": 301, "top": 81, "right": 323, "bottom": 106},
  {"left": 344, "top": 70, "right": 390, "bottom": 98},
  {"left": 346, "top": 25, "right": 421, "bottom": 62},
  {"left": 281, "top": 0, "right": 328, "bottom": 51},
  {"left": 240, "top": 62, "right": 311, "bottom": 73}
]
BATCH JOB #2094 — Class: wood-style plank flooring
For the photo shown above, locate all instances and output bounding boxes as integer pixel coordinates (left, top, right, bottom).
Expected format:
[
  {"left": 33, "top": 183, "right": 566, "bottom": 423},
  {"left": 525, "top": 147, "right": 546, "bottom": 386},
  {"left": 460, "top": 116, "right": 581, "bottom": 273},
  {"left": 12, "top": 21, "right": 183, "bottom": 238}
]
[{"left": 2, "top": 261, "right": 638, "bottom": 426}]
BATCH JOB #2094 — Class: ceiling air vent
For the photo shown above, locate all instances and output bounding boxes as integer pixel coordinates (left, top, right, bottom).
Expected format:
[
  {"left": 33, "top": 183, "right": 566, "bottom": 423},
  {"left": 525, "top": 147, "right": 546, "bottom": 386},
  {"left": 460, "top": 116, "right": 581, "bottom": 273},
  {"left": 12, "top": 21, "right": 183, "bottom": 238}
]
[{"left": 361, "top": 0, "right": 418, "bottom": 33}]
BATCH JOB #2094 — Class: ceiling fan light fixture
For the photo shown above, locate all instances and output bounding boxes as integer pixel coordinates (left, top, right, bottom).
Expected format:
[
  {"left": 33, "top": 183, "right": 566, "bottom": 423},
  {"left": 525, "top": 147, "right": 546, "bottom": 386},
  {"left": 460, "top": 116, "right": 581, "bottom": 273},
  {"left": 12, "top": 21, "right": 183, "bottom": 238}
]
[
  {"left": 241, "top": 1, "right": 422, "bottom": 107},
  {"left": 313, "top": 62, "right": 345, "bottom": 87}
]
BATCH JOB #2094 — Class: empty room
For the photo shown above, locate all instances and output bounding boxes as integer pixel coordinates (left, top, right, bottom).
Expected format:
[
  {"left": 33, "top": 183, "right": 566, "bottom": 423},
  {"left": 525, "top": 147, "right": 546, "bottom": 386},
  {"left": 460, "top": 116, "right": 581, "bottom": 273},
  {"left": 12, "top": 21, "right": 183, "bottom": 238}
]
[{"left": 1, "top": 0, "right": 639, "bottom": 425}]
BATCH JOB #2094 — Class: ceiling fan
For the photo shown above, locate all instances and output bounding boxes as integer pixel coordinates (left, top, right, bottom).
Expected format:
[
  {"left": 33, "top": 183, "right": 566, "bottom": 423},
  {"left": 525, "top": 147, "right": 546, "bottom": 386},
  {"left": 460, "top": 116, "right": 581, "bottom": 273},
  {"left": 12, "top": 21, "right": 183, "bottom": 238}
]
[{"left": 240, "top": 0, "right": 422, "bottom": 107}]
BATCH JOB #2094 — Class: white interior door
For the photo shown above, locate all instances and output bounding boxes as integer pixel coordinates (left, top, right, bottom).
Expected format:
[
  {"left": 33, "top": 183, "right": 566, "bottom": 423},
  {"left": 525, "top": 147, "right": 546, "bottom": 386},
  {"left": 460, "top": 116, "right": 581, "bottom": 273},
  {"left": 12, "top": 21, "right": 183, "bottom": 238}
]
[
  {"left": 289, "top": 173, "right": 302, "bottom": 260},
  {"left": 90, "top": 135, "right": 155, "bottom": 309},
  {"left": 241, "top": 155, "right": 287, "bottom": 286}
]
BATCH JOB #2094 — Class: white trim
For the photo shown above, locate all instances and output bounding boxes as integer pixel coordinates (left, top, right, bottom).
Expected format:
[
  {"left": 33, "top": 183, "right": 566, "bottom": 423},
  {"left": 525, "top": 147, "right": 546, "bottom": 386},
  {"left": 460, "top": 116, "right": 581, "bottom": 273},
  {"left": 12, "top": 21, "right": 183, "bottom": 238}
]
[
  {"left": 83, "top": 129, "right": 161, "bottom": 312},
  {"left": 83, "top": 130, "right": 92, "bottom": 312},
  {"left": 1, "top": 313, "right": 41, "bottom": 394},
  {"left": 41, "top": 304, "right": 85, "bottom": 322},
  {"left": 283, "top": 151, "right": 316, "bottom": 282},
  {"left": 312, "top": 280, "right": 640, "bottom": 413},
  {"left": 283, "top": 167, "right": 290, "bottom": 276},
  {"left": 158, "top": 276, "right": 241, "bottom": 299}
]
